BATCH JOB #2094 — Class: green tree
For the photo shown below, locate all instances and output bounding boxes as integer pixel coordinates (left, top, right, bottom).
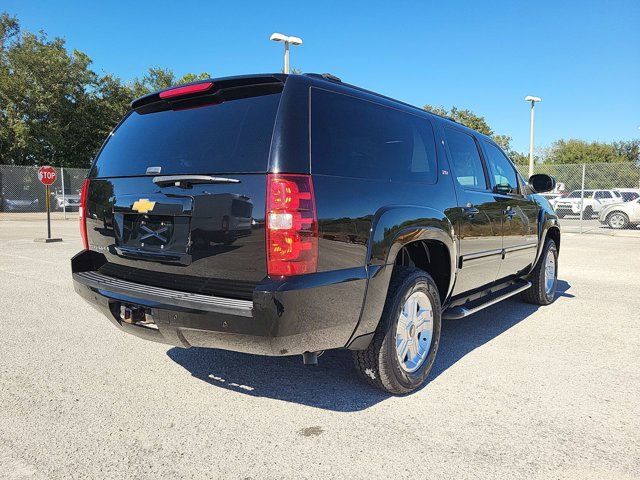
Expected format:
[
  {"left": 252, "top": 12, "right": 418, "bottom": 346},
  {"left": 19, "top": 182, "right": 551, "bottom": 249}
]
[
  {"left": 423, "top": 104, "right": 529, "bottom": 161},
  {"left": 423, "top": 105, "right": 494, "bottom": 136},
  {"left": 0, "top": 13, "right": 102, "bottom": 166},
  {"left": 0, "top": 13, "right": 210, "bottom": 168},
  {"left": 510, "top": 151, "right": 531, "bottom": 166},
  {"left": 612, "top": 139, "right": 640, "bottom": 165},
  {"left": 130, "top": 67, "right": 211, "bottom": 98},
  {"left": 545, "top": 139, "right": 627, "bottom": 164}
]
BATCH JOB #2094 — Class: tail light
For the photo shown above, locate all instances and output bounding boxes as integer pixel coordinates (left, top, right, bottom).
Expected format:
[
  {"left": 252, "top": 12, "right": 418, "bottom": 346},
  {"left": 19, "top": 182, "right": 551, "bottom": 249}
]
[
  {"left": 79, "top": 179, "right": 90, "bottom": 250},
  {"left": 266, "top": 174, "right": 318, "bottom": 276}
]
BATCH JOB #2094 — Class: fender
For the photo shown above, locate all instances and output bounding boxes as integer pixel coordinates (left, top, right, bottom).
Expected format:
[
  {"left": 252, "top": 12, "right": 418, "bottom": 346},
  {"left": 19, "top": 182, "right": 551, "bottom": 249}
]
[
  {"left": 533, "top": 205, "right": 560, "bottom": 268},
  {"left": 346, "top": 205, "right": 457, "bottom": 349}
]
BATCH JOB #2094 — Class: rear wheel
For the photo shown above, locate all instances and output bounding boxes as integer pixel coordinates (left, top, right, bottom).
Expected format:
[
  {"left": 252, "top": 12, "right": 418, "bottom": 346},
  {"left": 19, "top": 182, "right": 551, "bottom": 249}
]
[
  {"left": 352, "top": 267, "right": 441, "bottom": 394},
  {"left": 521, "top": 238, "right": 558, "bottom": 305},
  {"left": 607, "top": 211, "right": 629, "bottom": 229}
]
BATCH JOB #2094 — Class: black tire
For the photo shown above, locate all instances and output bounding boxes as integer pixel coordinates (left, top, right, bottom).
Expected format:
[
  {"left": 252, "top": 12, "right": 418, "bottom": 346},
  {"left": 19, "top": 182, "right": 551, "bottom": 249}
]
[
  {"left": 352, "top": 267, "right": 442, "bottom": 394},
  {"left": 581, "top": 206, "right": 593, "bottom": 219},
  {"left": 521, "top": 238, "right": 558, "bottom": 305},
  {"left": 606, "top": 211, "right": 629, "bottom": 229}
]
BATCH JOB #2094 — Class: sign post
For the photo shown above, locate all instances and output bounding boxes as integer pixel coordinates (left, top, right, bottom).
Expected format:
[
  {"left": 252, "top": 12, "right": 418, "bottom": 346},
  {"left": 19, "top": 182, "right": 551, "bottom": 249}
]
[{"left": 35, "top": 166, "right": 62, "bottom": 243}]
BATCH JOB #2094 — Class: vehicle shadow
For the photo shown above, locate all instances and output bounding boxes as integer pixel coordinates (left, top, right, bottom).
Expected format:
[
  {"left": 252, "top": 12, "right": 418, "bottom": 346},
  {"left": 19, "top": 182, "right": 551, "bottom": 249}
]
[{"left": 167, "top": 280, "right": 572, "bottom": 412}]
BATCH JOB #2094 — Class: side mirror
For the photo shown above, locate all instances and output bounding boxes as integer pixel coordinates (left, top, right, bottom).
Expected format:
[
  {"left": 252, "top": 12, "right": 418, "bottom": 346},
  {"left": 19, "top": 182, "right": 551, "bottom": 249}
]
[{"left": 529, "top": 174, "right": 556, "bottom": 193}]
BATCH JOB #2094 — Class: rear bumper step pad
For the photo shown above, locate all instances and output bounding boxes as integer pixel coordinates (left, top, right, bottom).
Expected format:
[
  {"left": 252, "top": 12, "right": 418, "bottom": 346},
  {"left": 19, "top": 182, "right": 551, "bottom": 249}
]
[{"left": 74, "top": 271, "right": 253, "bottom": 317}]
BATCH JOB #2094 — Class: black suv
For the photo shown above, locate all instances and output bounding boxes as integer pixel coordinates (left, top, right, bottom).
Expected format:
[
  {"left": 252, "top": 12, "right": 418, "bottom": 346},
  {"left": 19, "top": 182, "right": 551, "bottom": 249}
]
[{"left": 72, "top": 73, "right": 560, "bottom": 394}]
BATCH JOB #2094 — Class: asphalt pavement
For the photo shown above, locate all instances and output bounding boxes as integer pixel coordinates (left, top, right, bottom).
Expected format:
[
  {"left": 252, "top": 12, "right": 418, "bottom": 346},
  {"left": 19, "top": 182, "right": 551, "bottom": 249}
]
[{"left": 0, "top": 220, "right": 638, "bottom": 479}]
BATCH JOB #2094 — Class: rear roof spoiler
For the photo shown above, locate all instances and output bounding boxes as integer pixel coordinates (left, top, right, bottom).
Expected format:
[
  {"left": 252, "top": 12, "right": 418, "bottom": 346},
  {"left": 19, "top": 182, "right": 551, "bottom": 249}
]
[{"left": 130, "top": 74, "right": 287, "bottom": 110}]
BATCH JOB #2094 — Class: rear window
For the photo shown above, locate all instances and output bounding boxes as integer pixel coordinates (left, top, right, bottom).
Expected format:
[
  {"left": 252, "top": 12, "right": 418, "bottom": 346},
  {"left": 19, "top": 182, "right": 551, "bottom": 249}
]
[
  {"left": 311, "top": 88, "right": 438, "bottom": 183},
  {"left": 91, "top": 92, "right": 282, "bottom": 177}
]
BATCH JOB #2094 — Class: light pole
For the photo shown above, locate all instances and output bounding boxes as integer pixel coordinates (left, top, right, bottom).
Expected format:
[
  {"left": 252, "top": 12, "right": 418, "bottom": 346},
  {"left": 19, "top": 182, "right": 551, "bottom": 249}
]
[
  {"left": 525, "top": 95, "right": 542, "bottom": 178},
  {"left": 270, "top": 33, "right": 303, "bottom": 74}
]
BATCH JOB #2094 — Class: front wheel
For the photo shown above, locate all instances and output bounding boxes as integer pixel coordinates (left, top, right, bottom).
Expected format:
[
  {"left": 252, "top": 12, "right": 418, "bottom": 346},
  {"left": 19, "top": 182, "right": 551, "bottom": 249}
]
[
  {"left": 352, "top": 267, "right": 442, "bottom": 394},
  {"left": 521, "top": 238, "right": 558, "bottom": 305}
]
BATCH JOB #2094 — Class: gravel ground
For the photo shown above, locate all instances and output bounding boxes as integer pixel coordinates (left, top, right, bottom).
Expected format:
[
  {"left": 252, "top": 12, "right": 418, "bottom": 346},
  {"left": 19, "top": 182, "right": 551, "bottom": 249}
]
[{"left": 1, "top": 220, "right": 639, "bottom": 480}]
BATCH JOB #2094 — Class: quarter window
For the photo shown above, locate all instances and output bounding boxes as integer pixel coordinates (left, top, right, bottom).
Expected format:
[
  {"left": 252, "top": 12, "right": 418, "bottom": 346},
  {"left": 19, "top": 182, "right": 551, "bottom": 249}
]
[
  {"left": 444, "top": 128, "right": 487, "bottom": 189},
  {"left": 311, "top": 89, "right": 438, "bottom": 183}
]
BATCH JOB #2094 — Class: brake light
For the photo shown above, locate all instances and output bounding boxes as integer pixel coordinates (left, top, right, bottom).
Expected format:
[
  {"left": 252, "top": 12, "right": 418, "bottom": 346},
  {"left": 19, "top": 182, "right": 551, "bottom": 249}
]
[
  {"left": 159, "top": 82, "right": 213, "bottom": 99},
  {"left": 79, "top": 179, "right": 90, "bottom": 250},
  {"left": 266, "top": 174, "right": 318, "bottom": 277}
]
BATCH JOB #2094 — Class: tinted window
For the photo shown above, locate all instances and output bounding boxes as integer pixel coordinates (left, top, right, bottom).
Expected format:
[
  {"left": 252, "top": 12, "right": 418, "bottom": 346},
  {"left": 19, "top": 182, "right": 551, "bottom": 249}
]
[
  {"left": 621, "top": 192, "right": 639, "bottom": 201},
  {"left": 482, "top": 141, "right": 518, "bottom": 194},
  {"left": 568, "top": 190, "right": 594, "bottom": 198},
  {"left": 595, "top": 191, "right": 612, "bottom": 199},
  {"left": 444, "top": 128, "right": 487, "bottom": 189},
  {"left": 311, "top": 89, "right": 438, "bottom": 183},
  {"left": 91, "top": 92, "right": 282, "bottom": 177}
]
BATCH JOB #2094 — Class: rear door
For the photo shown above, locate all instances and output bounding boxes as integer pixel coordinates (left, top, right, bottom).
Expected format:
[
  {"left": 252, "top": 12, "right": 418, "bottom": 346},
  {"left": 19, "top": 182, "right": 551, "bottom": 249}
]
[
  {"left": 444, "top": 127, "right": 503, "bottom": 295},
  {"left": 480, "top": 140, "right": 538, "bottom": 278},
  {"left": 85, "top": 80, "right": 284, "bottom": 299}
]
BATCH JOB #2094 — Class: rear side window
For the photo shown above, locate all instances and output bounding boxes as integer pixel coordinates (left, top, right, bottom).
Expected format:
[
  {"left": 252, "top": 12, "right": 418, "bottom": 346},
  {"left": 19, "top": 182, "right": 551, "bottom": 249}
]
[
  {"left": 444, "top": 128, "right": 487, "bottom": 189},
  {"left": 595, "top": 191, "right": 612, "bottom": 199},
  {"left": 91, "top": 92, "right": 282, "bottom": 177},
  {"left": 311, "top": 89, "right": 438, "bottom": 183}
]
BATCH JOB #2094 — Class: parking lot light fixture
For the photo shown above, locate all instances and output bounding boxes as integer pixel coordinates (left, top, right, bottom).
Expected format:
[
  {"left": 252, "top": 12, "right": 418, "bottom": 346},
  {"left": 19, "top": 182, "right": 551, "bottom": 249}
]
[
  {"left": 525, "top": 95, "right": 542, "bottom": 178},
  {"left": 270, "top": 32, "right": 303, "bottom": 74}
]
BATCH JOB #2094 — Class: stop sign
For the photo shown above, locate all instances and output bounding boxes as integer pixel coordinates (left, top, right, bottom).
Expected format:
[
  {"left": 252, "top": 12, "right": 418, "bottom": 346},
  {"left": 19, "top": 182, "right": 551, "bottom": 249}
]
[{"left": 38, "top": 166, "right": 57, "bottom": 186}]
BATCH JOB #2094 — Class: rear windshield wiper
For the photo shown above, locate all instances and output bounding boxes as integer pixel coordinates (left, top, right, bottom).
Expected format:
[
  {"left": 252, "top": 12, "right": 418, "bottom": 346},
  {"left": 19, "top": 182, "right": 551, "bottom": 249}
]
[{"left": 152, "top": 175, "right": 240, "bottom": 188}]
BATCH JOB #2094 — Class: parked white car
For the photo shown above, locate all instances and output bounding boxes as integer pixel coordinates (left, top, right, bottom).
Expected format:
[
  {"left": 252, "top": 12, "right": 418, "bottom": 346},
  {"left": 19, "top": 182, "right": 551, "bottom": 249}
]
[
  {"left": 553, "top": 189, "right": 623, "bottom": 218},
  {"left": 599, "top": 197, "right": 640, "bottom": 229},
  {"left": 52, "top": 189, "right": 81, "bottom": 211}
]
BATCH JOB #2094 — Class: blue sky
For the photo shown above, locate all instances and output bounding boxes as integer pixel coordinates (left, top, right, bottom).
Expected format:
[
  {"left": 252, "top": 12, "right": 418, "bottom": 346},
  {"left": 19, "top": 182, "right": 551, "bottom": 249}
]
[{"left": 4, "top": 0, "right": 639, "bottom": 153}]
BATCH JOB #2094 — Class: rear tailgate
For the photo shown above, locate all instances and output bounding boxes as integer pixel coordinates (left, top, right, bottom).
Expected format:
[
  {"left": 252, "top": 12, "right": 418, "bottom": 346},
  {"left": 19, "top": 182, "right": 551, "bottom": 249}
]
[{"left": 85, "top": 79, "right": 284, "bottom": 299}]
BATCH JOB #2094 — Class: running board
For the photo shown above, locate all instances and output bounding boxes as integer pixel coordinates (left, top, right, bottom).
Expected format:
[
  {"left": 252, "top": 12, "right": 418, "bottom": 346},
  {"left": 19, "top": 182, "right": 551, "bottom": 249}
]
[{"left": 442, "top": 281, "right": 532, "bottom": 320}]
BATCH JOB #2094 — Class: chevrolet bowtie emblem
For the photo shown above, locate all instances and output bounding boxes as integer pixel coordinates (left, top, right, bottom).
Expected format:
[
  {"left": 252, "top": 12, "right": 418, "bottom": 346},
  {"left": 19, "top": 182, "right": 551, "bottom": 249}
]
[{"left": 132, "top": 198, "right": 156, "bottom": 214}]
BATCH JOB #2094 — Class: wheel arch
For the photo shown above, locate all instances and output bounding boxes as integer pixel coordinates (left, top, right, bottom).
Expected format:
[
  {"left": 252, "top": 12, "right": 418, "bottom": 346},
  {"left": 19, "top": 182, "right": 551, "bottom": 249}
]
[
  {"left": 346, "top": 205, "right": 457, "bottom": 350},
  {"left": 533, "top": 212, "right": 561, "bottom": 268}
]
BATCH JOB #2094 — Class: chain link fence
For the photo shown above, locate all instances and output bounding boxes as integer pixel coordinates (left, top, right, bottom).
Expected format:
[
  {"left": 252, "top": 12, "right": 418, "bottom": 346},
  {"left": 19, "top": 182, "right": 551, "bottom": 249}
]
[
  {"left": 0, "top": 165, "right": 89, "bottom": 221},
  {"left": 517, "top": 162, "right": 640, "bottom": 233}
]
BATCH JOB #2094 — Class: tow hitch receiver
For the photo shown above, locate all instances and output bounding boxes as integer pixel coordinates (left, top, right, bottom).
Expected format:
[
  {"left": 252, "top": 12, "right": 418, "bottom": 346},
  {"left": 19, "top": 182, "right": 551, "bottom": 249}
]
[{"left": 119, "top": 305, "right": 158, "bottom": 330}]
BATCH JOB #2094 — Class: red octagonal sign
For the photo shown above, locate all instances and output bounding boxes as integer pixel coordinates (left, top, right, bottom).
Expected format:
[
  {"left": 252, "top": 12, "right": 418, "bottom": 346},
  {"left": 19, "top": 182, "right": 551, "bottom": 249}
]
[{"left": 38, "top": 166, "right": 57, "bottom": 186}]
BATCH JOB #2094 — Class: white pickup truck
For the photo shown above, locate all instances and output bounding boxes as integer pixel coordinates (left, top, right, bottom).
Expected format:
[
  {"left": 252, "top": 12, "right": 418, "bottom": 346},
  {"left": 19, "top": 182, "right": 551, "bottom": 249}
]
[{"left": 552, "top": 189, "right": 623, "bottom": 218}]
